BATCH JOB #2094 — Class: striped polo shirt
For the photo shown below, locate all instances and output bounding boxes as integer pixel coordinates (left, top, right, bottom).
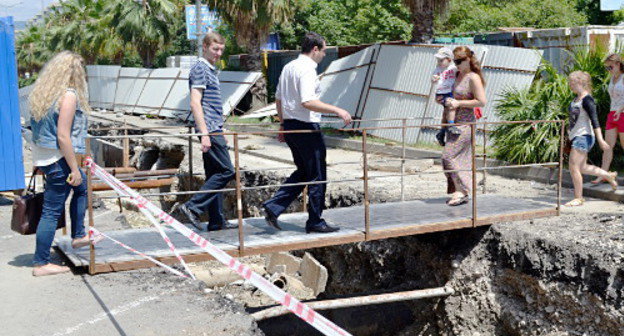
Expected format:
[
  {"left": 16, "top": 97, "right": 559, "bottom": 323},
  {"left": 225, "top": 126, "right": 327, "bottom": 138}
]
[{"left": 189, "top": 57, "right": 224, "bottom": 132}]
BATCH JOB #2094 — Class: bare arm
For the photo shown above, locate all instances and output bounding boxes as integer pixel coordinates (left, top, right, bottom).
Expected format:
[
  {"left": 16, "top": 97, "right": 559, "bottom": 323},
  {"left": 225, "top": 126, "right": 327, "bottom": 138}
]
[
  {"left": 301, "top": 100, "right": 352, "bottom": 125},
  {"left": 190, "top": 88, "right": 211, "bottom": 152},
  {"left": 57, "top": 92, "right": 81, "bottom": 186},
  {"left": 276, "top": 99, "right": 283, "bottom": 123},
  {"left": 276, "top": 99, "right": 285, "bottom": 142}
]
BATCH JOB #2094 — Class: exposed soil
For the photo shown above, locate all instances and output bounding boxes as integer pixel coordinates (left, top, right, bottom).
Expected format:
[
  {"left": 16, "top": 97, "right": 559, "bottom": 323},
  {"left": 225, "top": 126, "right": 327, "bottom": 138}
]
[{"left": 17, "top": 114, "right": 623, "bottom": 336}]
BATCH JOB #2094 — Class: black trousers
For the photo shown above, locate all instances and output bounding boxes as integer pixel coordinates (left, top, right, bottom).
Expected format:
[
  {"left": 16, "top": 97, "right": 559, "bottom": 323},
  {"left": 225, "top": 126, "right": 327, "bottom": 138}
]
[
  {"left": 185, "top": 133, "right": 234, "bottom": 226},
  {"left": 263, "top": 119, "right": 327, "bottom": 228}
]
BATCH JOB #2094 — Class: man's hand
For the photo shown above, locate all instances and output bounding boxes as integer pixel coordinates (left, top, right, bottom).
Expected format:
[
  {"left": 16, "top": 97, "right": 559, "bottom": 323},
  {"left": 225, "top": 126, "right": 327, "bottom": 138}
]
[
  {"left": 277, "top": 125, "right": 285, "bottom": 143},
  {"left": 614, "top": 111, "right": 621, "bottom": 122},
  {"left": 336, "top": 108, "right": 352, "bottom": 126},
  {"left": 432, "top": 75, "right": 440, "bottom": 83},
  {"left": 201, "top": 135, "right": 211, "bottom": 152}
]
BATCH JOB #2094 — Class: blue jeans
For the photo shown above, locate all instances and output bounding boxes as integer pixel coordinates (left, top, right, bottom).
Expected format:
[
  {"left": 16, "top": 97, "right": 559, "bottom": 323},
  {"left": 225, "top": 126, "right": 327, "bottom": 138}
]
[
  {"left": 185, "top": 133, "right": 235, "bottom": 227},
  {"left": 33, "top": 158, "right": 87, "bottom": 266},
  {"left": 264, "top": 120, "right": 327, "bottom": 229}
]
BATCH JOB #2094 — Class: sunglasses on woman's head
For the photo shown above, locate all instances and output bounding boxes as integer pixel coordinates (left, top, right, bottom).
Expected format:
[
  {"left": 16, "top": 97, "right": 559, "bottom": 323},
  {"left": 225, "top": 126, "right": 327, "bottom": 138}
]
[{"left": 454, "top": 58, "right": 467, "bottom": 65}]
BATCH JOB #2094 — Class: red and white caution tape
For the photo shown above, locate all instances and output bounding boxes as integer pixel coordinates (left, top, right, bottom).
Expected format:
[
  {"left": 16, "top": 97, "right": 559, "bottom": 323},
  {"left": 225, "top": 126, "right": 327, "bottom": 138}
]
[
  {"left": 84, "top": 158, "right": 352, "bottom": 336},
  {"left": 89, "top": 227, "right": 189, "bottom": 278},
  {"left": 88, "top": 161, "right": 195, "bottom": 280}
]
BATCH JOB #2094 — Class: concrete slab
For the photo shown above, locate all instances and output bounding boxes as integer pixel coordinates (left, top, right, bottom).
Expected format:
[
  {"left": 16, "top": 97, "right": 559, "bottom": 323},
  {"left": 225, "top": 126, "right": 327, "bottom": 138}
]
[
  {"left": 299, "top": 252, "right": 328, "bottom": 296},
  {"left": 266, "top": 252, "right": 302, "bottom": 276}
]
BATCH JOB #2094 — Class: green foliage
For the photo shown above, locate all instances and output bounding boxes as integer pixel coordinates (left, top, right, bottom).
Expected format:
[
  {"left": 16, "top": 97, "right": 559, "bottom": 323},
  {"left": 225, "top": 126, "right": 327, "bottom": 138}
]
[
  {"left": 575, "top": 0, "right": 619, "bottom": 25},
  {"left": 18, "top": 74, "right": 38, "bottom": 88},
  {"left": 15, "top": 0, "right": 190, "bottom": 74},
  {"left": 437, "top": 0, "right": 587, "bottom": 34},
  {"left": 492, "top": 47, "right": 624, "bottom": 170},
  {"left": 275, "top": 0, "right": 411, "bottom": 49},
  {"left": 491, "top": 63, "right": 571, "bottom": 164}
]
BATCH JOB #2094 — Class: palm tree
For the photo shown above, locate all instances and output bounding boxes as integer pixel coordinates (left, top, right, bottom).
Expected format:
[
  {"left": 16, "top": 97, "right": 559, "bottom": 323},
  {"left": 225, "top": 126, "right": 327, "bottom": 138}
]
[
  {"left": 401, "top": 0, "right": 451, "bottom": 43},
  {"left": 210, "top": 0, "right": 304, "bottom": 103},
  {"left": 15, "top": 25, "right": 50, "bottom": 75},
  {"left": 46, "top": 0, "right": 108, "bottom": 64},
  {"left": 107, "top": 0, "right": 177, "bottom": 67}
]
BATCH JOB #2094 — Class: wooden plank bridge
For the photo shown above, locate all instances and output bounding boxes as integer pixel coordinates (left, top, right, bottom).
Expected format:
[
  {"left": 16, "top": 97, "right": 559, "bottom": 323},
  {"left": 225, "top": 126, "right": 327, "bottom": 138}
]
[{"left": 56, "top": 194, "right": 556, "bottom": 274}]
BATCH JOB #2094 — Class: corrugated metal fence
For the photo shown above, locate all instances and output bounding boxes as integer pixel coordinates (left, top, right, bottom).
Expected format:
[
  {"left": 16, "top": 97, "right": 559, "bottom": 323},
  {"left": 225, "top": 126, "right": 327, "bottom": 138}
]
[
  {"left": 0, "top": 16, "right": 25, "bottom": 191},
  {"left": 320, "top": 43, "right": 543, "bottom": 145}
]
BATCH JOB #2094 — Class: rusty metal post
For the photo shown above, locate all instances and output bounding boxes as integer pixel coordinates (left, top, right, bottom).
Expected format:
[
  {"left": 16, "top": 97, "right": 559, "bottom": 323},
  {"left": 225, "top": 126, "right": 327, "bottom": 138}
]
[
  {"left": 471, "top": 123, "right": 477, "bottom": 228},
  {"left": 86, "top": 137, "right": 96, "bottom": 275},
  {"left": 122, "top": 120, "right": 129, "bottom": 168},
  {"left": 233, "top": 133, "right": 245, "bottom": 255},
  {"left": 362, "top": 130, "right": 371, "bottom": 240},
  {"left": 302, "top": 186, "right": 308, "bottom": 213},
  {"left": 481, "top": 122, "right": 487, "bottom": 194},
  {"left": 188, "top": 126, "right": 194, "bottom": 190},
  {"left": 557, "top": 121, "right": 565, "bottom": 215},
  {"left": 401, "top": 118, "right": 406, "bottom": 201}
]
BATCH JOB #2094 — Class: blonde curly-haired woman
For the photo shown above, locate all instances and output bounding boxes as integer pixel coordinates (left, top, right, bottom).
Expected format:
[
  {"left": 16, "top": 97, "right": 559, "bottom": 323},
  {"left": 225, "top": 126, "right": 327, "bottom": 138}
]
[{"left": 29, "top": 51, "right": 91, "bottom": 276}]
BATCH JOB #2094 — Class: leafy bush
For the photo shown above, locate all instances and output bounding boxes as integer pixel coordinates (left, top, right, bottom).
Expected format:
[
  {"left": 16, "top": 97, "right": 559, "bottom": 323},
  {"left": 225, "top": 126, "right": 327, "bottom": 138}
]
[{"left": 491, "top": 47, "right": 624, "bottom": 170}]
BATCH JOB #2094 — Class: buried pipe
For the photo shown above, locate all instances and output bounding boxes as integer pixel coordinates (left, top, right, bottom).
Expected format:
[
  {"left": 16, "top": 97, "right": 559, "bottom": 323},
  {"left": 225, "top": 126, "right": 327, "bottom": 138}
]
[
  {"left": 252, "top": 286, "right": 455, "bottom": 321},
  {"left": 91, "top": 178, "right": 175, "bottom": 191}
]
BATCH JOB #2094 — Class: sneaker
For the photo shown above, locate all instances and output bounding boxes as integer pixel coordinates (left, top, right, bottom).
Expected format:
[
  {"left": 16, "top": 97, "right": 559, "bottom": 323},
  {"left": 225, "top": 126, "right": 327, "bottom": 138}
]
[
  {"left": 448, "top": 125, "right": 461, "bottom": 135},
  {"left": 435, "top": 129, "right": 446, "bottom": 146}
]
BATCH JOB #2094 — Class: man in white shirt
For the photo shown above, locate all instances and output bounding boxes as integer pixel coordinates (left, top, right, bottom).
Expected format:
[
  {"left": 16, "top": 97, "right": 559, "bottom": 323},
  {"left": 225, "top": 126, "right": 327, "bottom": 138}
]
[{"left": 263, "top": 32, "right": 352, "bottom": 234}]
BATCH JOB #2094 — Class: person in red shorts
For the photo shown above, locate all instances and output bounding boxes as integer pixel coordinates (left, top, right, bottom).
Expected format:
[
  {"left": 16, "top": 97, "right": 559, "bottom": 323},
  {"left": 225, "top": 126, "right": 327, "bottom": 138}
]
[{"left": 592, "top": 53, "right": 624, "bottom": 183}]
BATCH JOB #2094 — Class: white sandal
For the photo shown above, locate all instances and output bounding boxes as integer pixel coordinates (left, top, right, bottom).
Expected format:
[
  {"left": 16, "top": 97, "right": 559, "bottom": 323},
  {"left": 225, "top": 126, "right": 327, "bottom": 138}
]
[{"left": 564, "top": 198, "right": 585, "bottom": 207}]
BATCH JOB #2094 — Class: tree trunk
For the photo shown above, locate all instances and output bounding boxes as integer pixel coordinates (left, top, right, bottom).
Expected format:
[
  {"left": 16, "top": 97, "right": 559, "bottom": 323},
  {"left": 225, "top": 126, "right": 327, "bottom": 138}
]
[
  {"left": 140, "top": 45, "right": 155, "bottom": 68},
  {"left": 244, "top": 36, "right": 268, "bottom": 112},
  {"left": 410, "top": 8, "right": 434, "bottom": 43}
]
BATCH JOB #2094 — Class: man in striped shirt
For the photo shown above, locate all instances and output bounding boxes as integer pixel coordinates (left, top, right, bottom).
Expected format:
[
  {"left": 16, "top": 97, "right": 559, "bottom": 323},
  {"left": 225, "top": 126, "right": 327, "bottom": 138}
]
[{"left": 178, "top": 32, "right": 236, "bottom": 232}]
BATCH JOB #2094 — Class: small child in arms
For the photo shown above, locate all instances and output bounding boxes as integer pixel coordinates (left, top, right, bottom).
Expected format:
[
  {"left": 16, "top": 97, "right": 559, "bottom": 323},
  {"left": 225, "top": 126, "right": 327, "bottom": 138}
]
[{"left": 432, "top": 47, "right": 460, "bottom": 146}]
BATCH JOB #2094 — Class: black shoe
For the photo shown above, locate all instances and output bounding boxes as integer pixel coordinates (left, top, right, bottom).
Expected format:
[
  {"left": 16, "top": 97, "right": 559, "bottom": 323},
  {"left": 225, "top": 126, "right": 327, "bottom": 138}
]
[
  {"left": 435, "top": 129, "right": 446, "bottom": 146},
  {"left": 179, "top": 203, "right": 202, "bottom": 231},
  {"left": 448, "top": 125, "right": 461, "bottom": 135},
  {"left": 207, "top": 221, "right": 238, "bottom": 231},
  {"left": 306, "top": 223, "right": 340, "bottom": 234},
  {"left": 263, "top": 206, "right": 282, "bottom": 230}
]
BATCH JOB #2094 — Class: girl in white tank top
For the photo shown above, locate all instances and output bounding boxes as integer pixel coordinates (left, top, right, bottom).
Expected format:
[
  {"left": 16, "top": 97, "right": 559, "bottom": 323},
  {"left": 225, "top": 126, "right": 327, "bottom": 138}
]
[{"left": 608, "top": 73, "right": 624, "bottom": 112}]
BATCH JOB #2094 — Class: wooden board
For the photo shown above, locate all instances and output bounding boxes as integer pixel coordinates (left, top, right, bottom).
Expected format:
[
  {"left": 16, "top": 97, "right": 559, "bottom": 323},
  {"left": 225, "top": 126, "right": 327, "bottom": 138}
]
[{"left": 55, "top": 194, "right": 555, "bottom": 274}]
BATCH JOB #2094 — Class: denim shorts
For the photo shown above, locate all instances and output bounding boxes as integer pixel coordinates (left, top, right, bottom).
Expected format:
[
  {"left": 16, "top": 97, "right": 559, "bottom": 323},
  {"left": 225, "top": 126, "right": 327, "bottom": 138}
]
[{"left": 570, "top": 134, "right": 595, "bottom": 152}]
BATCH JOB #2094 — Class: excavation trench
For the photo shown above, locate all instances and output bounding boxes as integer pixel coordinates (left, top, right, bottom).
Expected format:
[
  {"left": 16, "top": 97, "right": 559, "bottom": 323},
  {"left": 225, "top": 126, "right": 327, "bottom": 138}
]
[{"left": 90, "top": 126, "right": 624, "bottom": 336}]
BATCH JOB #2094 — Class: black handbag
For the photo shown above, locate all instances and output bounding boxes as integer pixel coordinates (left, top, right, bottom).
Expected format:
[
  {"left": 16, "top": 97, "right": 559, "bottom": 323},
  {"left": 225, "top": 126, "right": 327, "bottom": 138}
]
[{"left": 10, "top": 169, "right": 66, "bottom": 235}]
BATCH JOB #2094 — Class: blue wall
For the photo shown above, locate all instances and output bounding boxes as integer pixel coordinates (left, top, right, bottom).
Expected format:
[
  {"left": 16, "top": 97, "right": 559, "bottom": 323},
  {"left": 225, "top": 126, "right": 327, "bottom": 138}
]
[{"left": 0, "top": 17, "right": 25, "bottom": 191}]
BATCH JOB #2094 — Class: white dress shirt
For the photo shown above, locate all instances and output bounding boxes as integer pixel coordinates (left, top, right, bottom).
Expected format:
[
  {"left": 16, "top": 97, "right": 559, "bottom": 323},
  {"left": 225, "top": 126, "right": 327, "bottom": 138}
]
[{"left": 275, "top": 54, "right": 321, "bottom": 123}]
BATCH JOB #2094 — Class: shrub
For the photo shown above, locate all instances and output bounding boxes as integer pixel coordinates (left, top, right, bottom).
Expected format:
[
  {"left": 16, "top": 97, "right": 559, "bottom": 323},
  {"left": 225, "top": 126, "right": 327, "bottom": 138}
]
[{"left": 491, "top": 47, "right": 624, "bottom": 169}]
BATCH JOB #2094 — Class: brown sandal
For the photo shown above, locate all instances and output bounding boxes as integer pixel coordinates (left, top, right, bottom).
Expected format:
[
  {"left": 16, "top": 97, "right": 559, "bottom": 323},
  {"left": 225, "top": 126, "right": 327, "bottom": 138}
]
[{"left": 605, "top": 172, "right": 618, "bottom": 191}]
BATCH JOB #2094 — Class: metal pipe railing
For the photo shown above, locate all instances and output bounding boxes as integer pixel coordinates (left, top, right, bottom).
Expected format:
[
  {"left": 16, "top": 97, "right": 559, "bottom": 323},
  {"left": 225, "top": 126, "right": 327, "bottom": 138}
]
[{"left": 84, "top": 118, "right": 565, "bottom": 274}]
